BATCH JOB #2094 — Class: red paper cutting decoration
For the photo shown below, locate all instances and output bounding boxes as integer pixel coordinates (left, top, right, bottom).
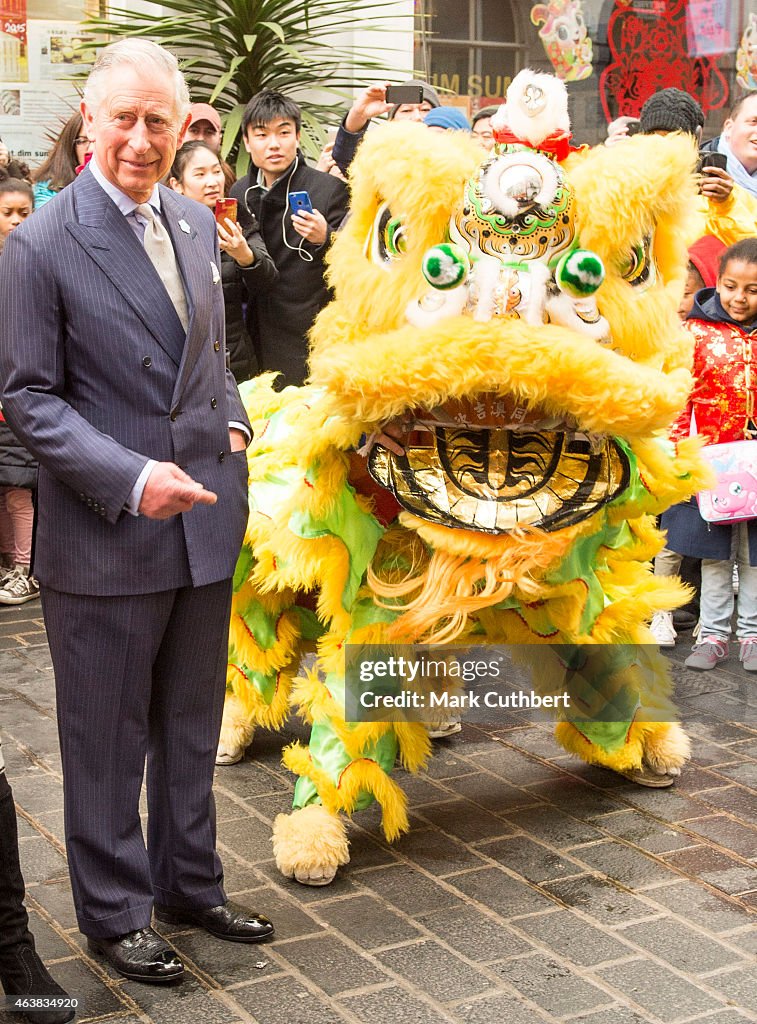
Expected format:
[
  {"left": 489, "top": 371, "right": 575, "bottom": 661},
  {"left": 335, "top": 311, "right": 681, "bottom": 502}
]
[{"left": 599, "top": 0, "right": 729, "bottom": 123}]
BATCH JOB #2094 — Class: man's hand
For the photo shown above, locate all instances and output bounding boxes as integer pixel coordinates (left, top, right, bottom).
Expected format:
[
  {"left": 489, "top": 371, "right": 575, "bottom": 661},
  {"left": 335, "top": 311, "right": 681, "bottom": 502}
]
[
  {"left": 375, "top": 418, "right": 411, "bottom": 456},
  {"left": 344, "top": 82, "right": 393, "bottom": 133},
  {"left": 291, "top": 209, "right": 328, "bottom": 245},
  {"left": 139, "top": 462, "right": 217, "bottom": 519},
  {"left": 604, "top": 116, "right": 638, "bottom": 147},
  {"left": 229, "top": 428, "right": 247, "bottom": 452},
  {"left": 700, "top": 166, "right": 734, "bottom": 204}
]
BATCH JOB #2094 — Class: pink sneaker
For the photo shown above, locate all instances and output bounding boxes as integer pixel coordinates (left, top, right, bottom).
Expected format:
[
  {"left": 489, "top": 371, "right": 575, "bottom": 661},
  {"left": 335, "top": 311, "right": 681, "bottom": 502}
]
[
  {"left": 739, "top": 638, "right": 757, "bottom": 672},
  {"left": 684, "top": 636, "right": 729, "bottom": 671}
]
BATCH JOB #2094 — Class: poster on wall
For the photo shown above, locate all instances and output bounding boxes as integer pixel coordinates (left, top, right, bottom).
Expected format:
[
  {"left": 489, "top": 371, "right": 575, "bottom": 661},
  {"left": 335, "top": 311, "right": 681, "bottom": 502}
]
[
  {"left": 0, "top": 0, "right": 27, "bottom": 82},
  {"left": 0, "top": 20, "right": 90, "bottom": 164},
  {"left": 530, "top": 0, "right": 593, "bottom": 81},
  {"left": 737, "top": 14, "right": 757, "bottom": 90},
  {"left": 685, "top": 0, "right": 733, "bottom": 57}
]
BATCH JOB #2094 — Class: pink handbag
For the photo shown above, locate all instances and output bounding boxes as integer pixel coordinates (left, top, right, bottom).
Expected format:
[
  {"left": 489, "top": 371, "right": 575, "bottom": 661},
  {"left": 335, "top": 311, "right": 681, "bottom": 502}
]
[{"left": 697, "top": 439, "right": 757, "bottom": 524}]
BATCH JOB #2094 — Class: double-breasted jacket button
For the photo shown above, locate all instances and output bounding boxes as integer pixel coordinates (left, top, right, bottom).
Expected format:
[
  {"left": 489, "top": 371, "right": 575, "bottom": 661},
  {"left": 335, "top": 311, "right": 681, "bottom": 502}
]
[
  {"left": 213, "top": 340, "right": 221, "bottom": 352},
  {"left": 210, "top": 397, "right": 217, "bottom": 409},
  {"left": 218, "top": 451, "right": 225, "bottom": 463},
  {"left": 170, "top": 408, "right": 179, "bottom": 421},
  {"left": 142, "top": 356, "right": 152, "bottom": 368}
]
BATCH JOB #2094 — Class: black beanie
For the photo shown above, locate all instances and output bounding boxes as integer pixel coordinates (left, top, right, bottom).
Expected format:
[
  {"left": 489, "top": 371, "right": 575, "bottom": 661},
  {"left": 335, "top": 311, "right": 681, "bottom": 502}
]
[{"left": 639, "top": 88, "right": 704, "bottom": 137}]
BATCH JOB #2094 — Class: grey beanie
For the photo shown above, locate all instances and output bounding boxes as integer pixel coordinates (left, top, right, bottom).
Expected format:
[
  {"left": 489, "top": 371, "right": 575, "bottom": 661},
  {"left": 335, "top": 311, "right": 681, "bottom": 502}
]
[{"left": 388, "top": 79, "right": 440, "bottom": 120}]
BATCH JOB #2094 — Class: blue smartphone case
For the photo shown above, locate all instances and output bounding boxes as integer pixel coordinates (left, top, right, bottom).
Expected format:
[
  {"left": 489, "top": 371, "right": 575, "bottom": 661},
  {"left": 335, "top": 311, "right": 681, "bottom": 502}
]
[{"left": 288, "top": 191, "right": 313, "bottom": 215}]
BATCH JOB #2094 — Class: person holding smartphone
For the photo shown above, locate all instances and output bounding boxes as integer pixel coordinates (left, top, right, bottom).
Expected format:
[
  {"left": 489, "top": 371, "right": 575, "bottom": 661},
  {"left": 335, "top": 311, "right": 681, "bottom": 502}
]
[
  {"left": 618, "top": 88, "right": 757, "bottom": 248},
  {"left": 230, "top": 90, "right": 348, "bottom": 388},
  {"left": 168, "top": 140, "right": 277, "bottom": 383},
  {"left": 331, "top": 79, "right": 440, "bottom": 175}
]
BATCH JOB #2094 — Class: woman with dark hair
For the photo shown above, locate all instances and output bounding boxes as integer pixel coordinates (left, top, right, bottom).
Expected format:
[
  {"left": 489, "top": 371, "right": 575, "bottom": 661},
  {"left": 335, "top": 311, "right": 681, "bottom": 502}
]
[
  {"left": 168, "top": 139, "right": 277, "bottom": 383},
  {"left": 31, "top": 112, "right": 91, "bottom": 208}
]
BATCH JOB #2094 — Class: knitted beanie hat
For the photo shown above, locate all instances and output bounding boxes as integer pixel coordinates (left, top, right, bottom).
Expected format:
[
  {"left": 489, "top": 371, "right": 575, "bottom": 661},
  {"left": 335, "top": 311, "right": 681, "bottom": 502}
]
[
  {"left": 423, "top": 106, "right": 471, "bottom": 131},
  {"left": 639, "top": 88, "right": 704, "bottom": 137}
]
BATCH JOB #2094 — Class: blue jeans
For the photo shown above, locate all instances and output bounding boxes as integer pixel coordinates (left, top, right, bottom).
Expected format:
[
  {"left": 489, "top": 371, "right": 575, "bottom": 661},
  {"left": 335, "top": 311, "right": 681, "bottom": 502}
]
[{"left": 700, "top": 522, "right": 757, "bottom": 640}]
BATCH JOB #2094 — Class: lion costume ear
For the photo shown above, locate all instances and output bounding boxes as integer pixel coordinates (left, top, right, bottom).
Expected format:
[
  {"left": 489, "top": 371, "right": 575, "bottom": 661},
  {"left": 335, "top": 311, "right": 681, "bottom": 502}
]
[
  {"left": 564, "top": 133, "right": 698, "bottom": 366},
  {"left": 565, "top": 132, "right": 698, "bottom": 275},
  {"left": 324, "top": 123, "right": 483, "bottom": 333}
]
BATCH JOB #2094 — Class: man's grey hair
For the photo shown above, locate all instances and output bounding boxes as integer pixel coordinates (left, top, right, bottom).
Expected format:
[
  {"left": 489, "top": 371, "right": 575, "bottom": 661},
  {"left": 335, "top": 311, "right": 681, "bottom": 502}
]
[{"left": 83, "top": 39, "right": 191, "bottom": 123}]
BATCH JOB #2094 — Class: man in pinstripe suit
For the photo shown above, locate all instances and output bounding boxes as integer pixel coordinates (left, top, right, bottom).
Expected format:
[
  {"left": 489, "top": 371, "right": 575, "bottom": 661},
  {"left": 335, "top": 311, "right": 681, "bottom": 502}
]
[{"left": 0, "top": 40, "right": 273, "bottom": 983}]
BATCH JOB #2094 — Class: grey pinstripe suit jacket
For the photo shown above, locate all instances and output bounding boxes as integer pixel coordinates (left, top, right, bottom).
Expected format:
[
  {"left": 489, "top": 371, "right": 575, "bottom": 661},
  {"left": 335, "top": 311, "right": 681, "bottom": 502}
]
[{"left": 0, "top": 167, "right": 250, "bottom": 595}]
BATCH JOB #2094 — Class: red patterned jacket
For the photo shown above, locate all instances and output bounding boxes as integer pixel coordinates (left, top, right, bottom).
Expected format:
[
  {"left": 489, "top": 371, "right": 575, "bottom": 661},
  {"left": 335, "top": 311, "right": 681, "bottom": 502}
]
[{"left": 671, "top": 290, "right": 757, "bottom": 445}]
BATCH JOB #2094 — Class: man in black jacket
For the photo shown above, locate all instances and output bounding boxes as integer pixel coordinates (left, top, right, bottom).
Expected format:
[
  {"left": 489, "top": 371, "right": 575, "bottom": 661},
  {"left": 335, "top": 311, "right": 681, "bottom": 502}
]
[{"left": 230, "top": 92, "right": 349, "bottom": 387}]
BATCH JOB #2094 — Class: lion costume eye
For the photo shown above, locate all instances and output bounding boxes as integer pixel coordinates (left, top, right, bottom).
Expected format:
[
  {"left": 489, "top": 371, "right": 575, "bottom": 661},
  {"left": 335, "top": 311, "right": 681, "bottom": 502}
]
[
  {"left": 618, "top": 235, "right": 656, "bottom": 290},
  {"left": 365, "top": 202, "right": 407, "bottom": 266}
]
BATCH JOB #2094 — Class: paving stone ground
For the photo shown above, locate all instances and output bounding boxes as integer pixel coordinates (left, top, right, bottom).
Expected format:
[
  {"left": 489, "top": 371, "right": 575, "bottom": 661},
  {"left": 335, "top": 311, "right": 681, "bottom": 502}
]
[{"left": 1, "top": 601, "right": 755, "bottom": 1024}]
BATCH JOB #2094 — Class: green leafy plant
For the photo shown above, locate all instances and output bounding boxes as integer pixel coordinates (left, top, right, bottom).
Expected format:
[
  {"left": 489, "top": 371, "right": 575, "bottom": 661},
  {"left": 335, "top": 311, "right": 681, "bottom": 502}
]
[{"left": 83, "top": 0, "right": 410, "bottom": 173}]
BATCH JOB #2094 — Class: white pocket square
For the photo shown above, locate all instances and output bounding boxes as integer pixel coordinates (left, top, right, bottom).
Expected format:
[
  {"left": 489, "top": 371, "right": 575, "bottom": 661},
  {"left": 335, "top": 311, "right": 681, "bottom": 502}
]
[{"left": 210, "top": 261, "right": 221, "bottom": 284}]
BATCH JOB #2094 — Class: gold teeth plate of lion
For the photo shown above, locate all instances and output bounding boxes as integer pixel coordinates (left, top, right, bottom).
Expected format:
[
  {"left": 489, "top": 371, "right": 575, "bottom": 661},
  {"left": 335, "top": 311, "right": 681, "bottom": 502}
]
[{"left": 368, "top": 424, "right": 630, "bottom": 534}]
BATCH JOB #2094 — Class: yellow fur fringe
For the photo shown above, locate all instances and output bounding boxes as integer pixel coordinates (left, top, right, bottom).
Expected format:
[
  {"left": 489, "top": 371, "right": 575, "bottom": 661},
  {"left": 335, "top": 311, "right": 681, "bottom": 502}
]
[{"left": 282, "top": 742, "right": 410, "bottom": 842}]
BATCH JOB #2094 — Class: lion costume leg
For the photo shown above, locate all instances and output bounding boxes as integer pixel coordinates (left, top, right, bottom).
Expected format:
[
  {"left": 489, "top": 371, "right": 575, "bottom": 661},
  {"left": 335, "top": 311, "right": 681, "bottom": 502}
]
[
  {"left": 271, "top": 588, "right": 432, "bottom": 885},
  {"left": 219, "top": 574, "right": 319, "bottom": 764}
]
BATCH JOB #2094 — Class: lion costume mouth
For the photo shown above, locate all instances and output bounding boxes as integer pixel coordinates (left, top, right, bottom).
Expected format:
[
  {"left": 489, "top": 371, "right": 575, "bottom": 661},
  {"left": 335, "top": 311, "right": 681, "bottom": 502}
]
[{"left": 368, "top": 423, "right": 631, "bottom": 534}]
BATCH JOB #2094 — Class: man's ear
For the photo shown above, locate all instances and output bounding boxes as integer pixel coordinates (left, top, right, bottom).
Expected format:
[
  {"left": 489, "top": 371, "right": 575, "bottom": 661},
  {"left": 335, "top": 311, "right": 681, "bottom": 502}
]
[
  {"left": 242, "top": 133, "right": 253, "bottom": 155},
  {"left": 723, "top": 117, "right": 734, "bottom": 140},
  {"left": 80, "top": 99, "right": 95, "bottom": 141},
  {"left": 176, "top": 111, "right": 192, "bottom": 149}
]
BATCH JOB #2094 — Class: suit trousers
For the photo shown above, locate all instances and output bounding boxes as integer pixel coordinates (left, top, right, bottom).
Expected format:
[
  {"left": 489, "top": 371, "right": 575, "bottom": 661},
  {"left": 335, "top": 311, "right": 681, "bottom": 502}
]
[{"left": 41, "top": 579, "right": 233, "bottom": 938}]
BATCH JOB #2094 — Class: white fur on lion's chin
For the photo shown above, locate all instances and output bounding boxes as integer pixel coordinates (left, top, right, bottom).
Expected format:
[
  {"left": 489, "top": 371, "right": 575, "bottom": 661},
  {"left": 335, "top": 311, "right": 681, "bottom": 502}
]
[{"left": 491, "top": 68, "right": 570, "bottom": 146}]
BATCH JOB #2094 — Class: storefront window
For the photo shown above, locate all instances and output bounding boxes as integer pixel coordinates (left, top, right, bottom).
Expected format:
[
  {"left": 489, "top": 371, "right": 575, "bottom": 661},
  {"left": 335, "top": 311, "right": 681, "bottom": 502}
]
[
  {"left": 415, "top": 0, "right": 525, "bottom": 108},
  {"left": 415, "top": 0, "right": 757, "bottom": 144}
]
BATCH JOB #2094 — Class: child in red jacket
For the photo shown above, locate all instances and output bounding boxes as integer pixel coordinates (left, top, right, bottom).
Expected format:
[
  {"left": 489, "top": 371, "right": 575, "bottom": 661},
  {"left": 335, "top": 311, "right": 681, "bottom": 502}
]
[{"left": 662, "top": 237, "right": 757, "bottom": 670}]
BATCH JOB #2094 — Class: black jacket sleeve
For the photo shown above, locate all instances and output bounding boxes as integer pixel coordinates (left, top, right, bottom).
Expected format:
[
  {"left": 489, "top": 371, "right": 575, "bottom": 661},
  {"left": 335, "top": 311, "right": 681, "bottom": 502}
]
[{"left": 332, "top": 114, "right": 368, "bottom": 176}]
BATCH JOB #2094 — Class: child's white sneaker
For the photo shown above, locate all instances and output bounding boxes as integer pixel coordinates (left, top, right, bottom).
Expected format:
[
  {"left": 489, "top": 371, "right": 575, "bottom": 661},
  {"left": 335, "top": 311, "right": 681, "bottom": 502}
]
[
  {"left": 684, "top": 636, "right": 729, "bottom": 670},
  {"left": 650, "top": 611, "right": 676, "bottom": 648},
  {"left": 739, "top": 638, "right": 757, "bottom": 672}
]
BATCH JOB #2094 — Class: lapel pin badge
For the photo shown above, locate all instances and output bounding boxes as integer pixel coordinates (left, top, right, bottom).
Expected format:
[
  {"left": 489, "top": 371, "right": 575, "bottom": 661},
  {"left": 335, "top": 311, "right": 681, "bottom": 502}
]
[
  {"left": 179, "top": 219, "right": 191, "bottom": 234},
  {"left": 210, "top": 260, "right": 221, "bottom": 284}
]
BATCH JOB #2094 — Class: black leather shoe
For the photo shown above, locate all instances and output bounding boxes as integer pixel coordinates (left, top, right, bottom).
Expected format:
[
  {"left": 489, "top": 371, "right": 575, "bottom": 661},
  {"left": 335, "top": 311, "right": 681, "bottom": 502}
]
[
  {"left": 86, "top": 927, "right": 184, "bottom": 983},
  {"left": 154, "top": 900, "right": 274, "bottom": 943}
]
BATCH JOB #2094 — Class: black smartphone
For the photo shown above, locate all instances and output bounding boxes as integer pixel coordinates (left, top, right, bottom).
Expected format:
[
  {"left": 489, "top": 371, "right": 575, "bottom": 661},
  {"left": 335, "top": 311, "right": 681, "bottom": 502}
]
[
  {"left": 625, "top": 120, "right": 642, "bottom": 136},
  {"left": 698, "top": 150, "right": 728, "bottom": 174},
  {"left": 385, "top": 85, "right": 425, "bottom": 106}
]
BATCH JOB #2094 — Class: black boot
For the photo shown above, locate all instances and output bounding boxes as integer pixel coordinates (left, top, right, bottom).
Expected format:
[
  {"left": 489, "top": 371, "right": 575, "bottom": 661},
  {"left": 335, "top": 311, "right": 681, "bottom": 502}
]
[{"left": 0, "top": 775, "right": 75, "bottom": 1024}]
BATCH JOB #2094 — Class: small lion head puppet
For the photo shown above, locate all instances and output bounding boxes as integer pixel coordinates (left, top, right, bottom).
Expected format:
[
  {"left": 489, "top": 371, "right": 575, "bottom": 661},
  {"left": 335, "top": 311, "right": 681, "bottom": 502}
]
[{"left": 223, "top": 70, "right": 706, "bottom": 885}]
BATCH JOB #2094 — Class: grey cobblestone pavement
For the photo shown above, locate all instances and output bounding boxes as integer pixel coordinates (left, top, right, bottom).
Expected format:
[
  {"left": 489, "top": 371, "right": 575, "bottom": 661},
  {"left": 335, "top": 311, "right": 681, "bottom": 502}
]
[{"left": 1, "top": 601, "right": 755, "bottom": 1024}]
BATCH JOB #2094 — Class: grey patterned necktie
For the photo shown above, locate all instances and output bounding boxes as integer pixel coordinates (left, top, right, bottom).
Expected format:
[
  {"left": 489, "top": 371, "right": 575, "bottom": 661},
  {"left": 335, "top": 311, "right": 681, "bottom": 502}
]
[{"left": 135, "top": 203, "right": 189, "bottom": 331}]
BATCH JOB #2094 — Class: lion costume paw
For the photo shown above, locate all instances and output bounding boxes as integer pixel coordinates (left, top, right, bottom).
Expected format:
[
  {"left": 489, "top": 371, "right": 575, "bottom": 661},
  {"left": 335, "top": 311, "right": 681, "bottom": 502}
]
[
  {"left": 612, "top": 722, "right": 690, "bottom": 787},
  {"left": 642, "top": 720, "right": 690, "bottom": 774},
  {"left": 216, "top": 694, "right": 256, "bottom": 766},
  {"left": 272, "top": 805, "right": 350, "bottom": 886}
]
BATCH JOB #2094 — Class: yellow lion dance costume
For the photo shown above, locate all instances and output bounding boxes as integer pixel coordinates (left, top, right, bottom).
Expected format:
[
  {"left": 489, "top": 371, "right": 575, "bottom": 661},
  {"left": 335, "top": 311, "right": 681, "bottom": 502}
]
[{"left": 221, "top": 71, "right": 708, "bottom": 885}]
